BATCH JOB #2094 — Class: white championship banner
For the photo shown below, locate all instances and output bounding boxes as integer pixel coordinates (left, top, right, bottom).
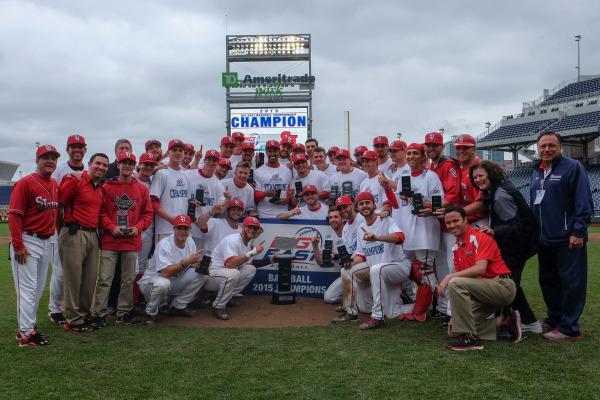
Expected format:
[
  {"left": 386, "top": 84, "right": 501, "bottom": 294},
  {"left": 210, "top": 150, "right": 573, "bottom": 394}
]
[{"left": 243, "top": 218, "right": 340, "bottom": 298}]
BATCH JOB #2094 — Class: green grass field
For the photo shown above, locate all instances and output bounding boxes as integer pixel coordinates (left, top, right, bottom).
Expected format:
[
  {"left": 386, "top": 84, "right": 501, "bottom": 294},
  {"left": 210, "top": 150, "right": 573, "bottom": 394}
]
[{"left": 0, "top": 234, "right": 599, "bottom": 399}]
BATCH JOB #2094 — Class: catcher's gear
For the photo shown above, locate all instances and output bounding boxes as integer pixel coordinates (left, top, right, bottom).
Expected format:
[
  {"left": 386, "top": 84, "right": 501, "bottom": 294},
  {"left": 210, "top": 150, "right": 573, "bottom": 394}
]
[{"left": 399, "top": 285, "right": 432, "bottom": 322}]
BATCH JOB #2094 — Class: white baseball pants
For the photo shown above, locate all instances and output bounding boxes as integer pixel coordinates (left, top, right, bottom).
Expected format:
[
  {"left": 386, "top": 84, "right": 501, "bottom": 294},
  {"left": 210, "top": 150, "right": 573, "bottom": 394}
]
[
  {"left": 435, "top": 232, "right": 455, "bottom": 315},
  {"left": 205, "top": 264, "right": 256, "bottom": 309},
  {"left": 341, "top": 262, "right": 373, "bottom": 315},
  {"left": 136, "top": 228, "right": 154, "bottom": 274},
  {"left": 11, "top": 235, "right": 52, "bottom": 336},
  {"left": 324, "top": 276, "right": 343, "bottom": 304},
  {"left": 139, "top": 267, "right": 208, "bottom": 316},
  {"left": 369, "top": 261, "right": 413, "bottom": 320},
  {"left": 48, "top": 234, "right": 64, "bottom": 315}
]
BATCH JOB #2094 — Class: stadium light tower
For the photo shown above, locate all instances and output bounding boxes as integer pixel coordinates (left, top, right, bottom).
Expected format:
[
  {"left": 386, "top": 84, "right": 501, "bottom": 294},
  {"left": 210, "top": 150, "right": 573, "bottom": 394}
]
[
  {"left": 575, "top": 35, "right": 582, "bottom": 82},
  {"left": 485, "top": 121, "right": 491, "bottom": 135}
]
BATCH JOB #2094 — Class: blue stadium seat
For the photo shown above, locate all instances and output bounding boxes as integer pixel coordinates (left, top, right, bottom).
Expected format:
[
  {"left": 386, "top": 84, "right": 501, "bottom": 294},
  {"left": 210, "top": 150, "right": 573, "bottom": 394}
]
[
  {"left": 480, "top": 119, "right": 557, "bottom": 142},
  {"left": 547, "top": 111, "right": 600, "bottom": 132},
  {"left": 541, "top": 77, "right": 600, "bottom": 105}
]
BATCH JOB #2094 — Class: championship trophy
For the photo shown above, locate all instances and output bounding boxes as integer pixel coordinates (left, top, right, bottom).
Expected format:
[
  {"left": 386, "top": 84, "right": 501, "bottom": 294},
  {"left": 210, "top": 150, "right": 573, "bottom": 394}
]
[
  {"left": 411, "top": 193, "right": 424, "bottom": 215},
  {"left": 321, "top": 234, "right": 334, "bottom": 268},
  {"left": 187, "top": 188, "right": 204, "bottom": 222},
  {"left": 341, "top": 182, "right": 354, "bottom": 200},
  {"left": 294, "top": 181, "right": 303, "bottom": 198},
  {"left": 269, "top": 188, "right": 282, "bottom": 203},
  {"left": 256, "top": 152, "right": 265, "bottom": 168},
  {"left": 431, "top": 195, "right": 442, "bottom": 213},
  {"left": 400, "top": 176, "right": 412, "bottom": 197},
  {"left": 271, "top": 237, "right": 297, "bottom": 305},
  {"left": 248, "top": 169, "right": 255, "bottom": 185},
  {"left": 195, "top": 252, "right": 211, "bottom": 275},
  {"left": 337, "top": 244, "right": 353, "bottom": 266},
  {"left": 195, "top": 187, "right": 205, "bottom": 206},
  {"left": 115, "top": 194, "right": 134, "bottom": 235},
  {"left": 329, "top": 185, "right": 339, "bottom": 205}
]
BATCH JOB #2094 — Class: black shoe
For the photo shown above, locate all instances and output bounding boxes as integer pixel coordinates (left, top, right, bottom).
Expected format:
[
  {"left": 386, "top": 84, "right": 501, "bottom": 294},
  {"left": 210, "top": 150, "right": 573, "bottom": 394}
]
[
  {"left": 441, "top": 316, "right": 451, "bottom": 328},
  {"left": 169, "top": 307, "right": 196, "bottom": 317},
  {"left": 212, "top": 307, "right": 230, "bottom": 320},
  {"left": 430, "top": 309, "right": 448, "bottom": 319},
  {"left": 49, "top": 313, "right": 66, "bottom": 325},
  {"left": 64, "top": 322, "right": 95, "bottom": 333},
  {"left": 447, "top": 334, "right": 483, "bottom": 351},
  {"left": 116, "top": 312, "right": 141, "bottom": 324},
  {"left": 400, "top": 292, "right": 415, "bottom": 304},
  {"left": 88, "top": 316, "right": 106, "bottom": 329},
  {"left": 19, "top": 330, "right": 50, "bottom": 347}
]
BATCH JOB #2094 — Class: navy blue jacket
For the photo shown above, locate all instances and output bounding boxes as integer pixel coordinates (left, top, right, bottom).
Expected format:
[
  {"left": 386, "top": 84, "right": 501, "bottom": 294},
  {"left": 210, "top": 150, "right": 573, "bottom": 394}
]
[{"left": 530, "top": 156, "right": 593, "bottom": 245}]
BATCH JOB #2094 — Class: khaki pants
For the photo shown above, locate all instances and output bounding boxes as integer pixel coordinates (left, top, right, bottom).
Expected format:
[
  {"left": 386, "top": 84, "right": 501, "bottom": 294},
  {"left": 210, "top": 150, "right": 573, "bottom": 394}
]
[
  {"left": 94, "top": 250, "right": 137, "bottom": 318},
  {"left": 59, "top": 228, "right": 99, "bottom": 325},
  {"left": 449, "top": 276, "right": 516, "bottom": 341}
]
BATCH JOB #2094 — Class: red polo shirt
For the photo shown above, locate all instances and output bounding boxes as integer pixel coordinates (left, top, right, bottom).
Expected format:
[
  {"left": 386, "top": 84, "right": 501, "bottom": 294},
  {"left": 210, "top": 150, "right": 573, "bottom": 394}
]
[
  {"left": 59, "top": 171, "right": 103, "bottom": 229},
  {"left": 452, "top": 226, "right": 511, "bottom": 279}
]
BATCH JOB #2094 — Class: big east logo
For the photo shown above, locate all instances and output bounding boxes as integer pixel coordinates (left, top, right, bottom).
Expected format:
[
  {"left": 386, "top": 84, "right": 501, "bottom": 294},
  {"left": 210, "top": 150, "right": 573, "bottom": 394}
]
[{"left": 264, "top": 227, "right": 322, "bottom": 265}]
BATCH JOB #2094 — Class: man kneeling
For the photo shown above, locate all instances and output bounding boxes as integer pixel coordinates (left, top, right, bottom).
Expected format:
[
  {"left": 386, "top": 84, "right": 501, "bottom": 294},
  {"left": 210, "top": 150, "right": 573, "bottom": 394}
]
[
  {"left": 437, "top": 206, "right": 516, "bottom": 351},
  {"left": 138, "top": 215, "right": 207, "bottom": 323}
]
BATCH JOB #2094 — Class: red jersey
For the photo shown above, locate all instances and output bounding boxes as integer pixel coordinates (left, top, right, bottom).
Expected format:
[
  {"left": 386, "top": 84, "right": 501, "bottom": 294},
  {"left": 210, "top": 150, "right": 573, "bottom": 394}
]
[
  {"left": 8, "top": 173, "right": 59, "bottom": 251},
  {"left": 99, "top": 179, "right": 154, "bottom": 251},
  {"left": 460, "top": 157, "right": 487, "bottom": 222},
  {"left": 59, "top": 171, "right": 103, "bottom": 229},
  {"left": 430, "top": 156, "right": 461, "bottom": 205},
  {"left": 452, "top": 226, "right": 511, "bottom": 279}
]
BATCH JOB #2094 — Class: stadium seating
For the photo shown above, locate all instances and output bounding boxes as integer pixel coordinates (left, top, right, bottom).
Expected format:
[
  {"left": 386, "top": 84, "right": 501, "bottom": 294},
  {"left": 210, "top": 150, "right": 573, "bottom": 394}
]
[
  {"left": 541, "top": 77, "right": 600, "bottom": 105},
  {"left": 479, "top": 119, "right": 557, "bottom": 143},
  {"left": 547, "top": 110, "right": 600, "bottom": 132}
]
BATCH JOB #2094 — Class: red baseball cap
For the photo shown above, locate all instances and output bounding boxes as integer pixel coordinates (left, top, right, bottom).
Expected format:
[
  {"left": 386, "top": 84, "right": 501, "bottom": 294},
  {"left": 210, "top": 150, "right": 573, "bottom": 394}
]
[
  {"left": 293, "top": 143, "right": 305, "bottom": 151},
  {"left": 241, "top": 142, "right": 255, "bottom": 151},
  {"left": 361, "top": 150, "right": 378, "bottom": 161},
  {"left": 168, "top": 139, "right": 185, "bottom": 150},
  {"left": 406, "top": 143, "right": 425, "bottom": 154},
  {"left": 36, "top": 144, "right": 60, "bottom": 159},
  {"left": 265, "top": 140, "right": 280, "bottom": 149},
  {"left": 117, "top": 151, "right": 137, "bottom": 163},
  {"left": 67, "top": 134, "right": 86, "bottom": 146},
  {"left": 454, "top": 134, "right": 476, "bottom": 147},
  {"left": 139, "top": 152, "right": 158, "bottom": 165},
  {"left": 173, "top": 214, "right": 192, "bottom": 228},
  {"left": 292, "top": 153, "right": 308, "bottom": 164},
  {"left": 232, "top": 132, "right": 245, "bottom": 141},
  {"left": 280, "top": 136, "right": 294, "bottom": 146},
  {"left": 221, "top": 137, "right": 234, "bottom": 146},
  {"left": 228, "top": 198, "right": 245, "bottom": 210},
  {"left": 373, "top": 136, "right": 389, "bottom": 146},
  {"left": 336, "top": 149, "right": 351, "bottom": 159},
  {"left": 389, "top": 140, "right": 407, "bottom": 151},
  {"left": 327, "top": 146, "right": 340, "bottom": 155},
  {"left": 354, "top": 145, "right": 368, "bottom": 155},
  {"left": 243, "top": 216, "right": 261, "bottom": 228},
  {"left": 184, "top": 143, "right": 195, "bottom": 153},
  {"left": 356, "top": 192, "right": 375, "bottom": 203},
  {"left": 145, "top": 139, "right": 161, "bottom": 150},
  {"left": 204, "top": 149, "right": 220, "bottom": 160},
  {"left": 303, "top": 184, "right": 318, "bottom": 194},
  {"left": 424, "top": 132, "right": 444, "bottom": 145},
  {"left": 218, "top": 158, "right": 232, "bottom": 169},
  {"left": 335, "top": 196, "right": 353, "bottom": 206}
]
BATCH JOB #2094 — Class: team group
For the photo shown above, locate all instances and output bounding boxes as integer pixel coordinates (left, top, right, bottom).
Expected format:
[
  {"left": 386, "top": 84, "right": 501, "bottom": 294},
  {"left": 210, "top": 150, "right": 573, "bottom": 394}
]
[{"left": 8, "top": 129, "right": 593, "bottom": 350}]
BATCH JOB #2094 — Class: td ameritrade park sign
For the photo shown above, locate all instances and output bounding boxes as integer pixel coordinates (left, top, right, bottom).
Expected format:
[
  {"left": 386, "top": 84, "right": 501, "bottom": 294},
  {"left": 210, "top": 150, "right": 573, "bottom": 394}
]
[{"left": 222, "top": 72, "right": 315, "bottom": 96}]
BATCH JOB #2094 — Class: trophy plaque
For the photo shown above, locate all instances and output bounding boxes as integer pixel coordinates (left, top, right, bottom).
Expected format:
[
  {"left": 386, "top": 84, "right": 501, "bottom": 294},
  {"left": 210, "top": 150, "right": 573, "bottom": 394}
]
[
  {"left": 195, "top": 253, "right": 211, "bottom": 275},
  {"left": 187, "top": 196, "right": 197, "bottom": 222},
  {"left": 269, "top": 188, "right": 282, "bottom": 203},
  {"left": 341, "top": 182, "right": 353, "bottom": 199},
  {"left": 195, "top": 187, "right": 205, "bottom": 207},
  {"left": 321, "top": 234, "right": 334, "bottom": 268},
  {"left": 329, "top": 185, "right": 339, "bottom": 205},
  {"left": 248, "top": 169, "right": 255, "bottom": 185},
  {"left": 337, "top": 244, "right": 353, "bottom": 265},
  {"left": 294, "top": 181, "right": 303, "bottom": 198},
  {"left": 272, "top": 237, "right": 297, "bottom": 305},
  {"left": 431, "top": 195, "right": 442, "bottom": 213},
  {"left": 257, "top": 152, "right": 265, "bottom": 168},
  {"left": 400, "top": 176, "right": 412, "bottom": 197},
  {"left": 117, "top": 212, "right": 131, "bottom": 235},
  {"left": 412, "top": 193, "right": 424, "bottom": 215}
]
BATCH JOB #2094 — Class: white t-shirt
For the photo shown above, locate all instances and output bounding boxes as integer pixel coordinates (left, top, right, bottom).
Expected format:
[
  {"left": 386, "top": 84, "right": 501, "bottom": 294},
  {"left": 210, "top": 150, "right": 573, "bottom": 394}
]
[
  {"left": 315, "top": 163, "right": 337, "bottom": 177},
  {"left": 186, "top": 169, "right": 226, "bottom": 238},
  {"left": 221, "top": 178, "right": 255, "bottom": 213},
  {"left": 389, "top": 163, "right": 411, "bottom": 189},
  {"left": 379, "top": 157, "right": 395, "bottom": 178},
  {"left": 359, "top": 174, "right": 387, "bottom": 210},
  {"left": 292, "top": 170, "right": 330, "bottom": 206},
  {"left": 210, "top": 233, "right": 253, "bottom": 271},
  {"left": 391, "top": 169, "right": 444, "bottom": 251},
  {"left": 254, "top": 164, "right": 293, "bottom": 218},
  {"left": 329, "top": 168, "right": 368, "bottom": 200},
  {"left": 149, "top": 167, "right": 190, "bottom": 235},
  {"left": 355, "top": 217, "right": 406, "bottom": 265},
  {"left": 290, "top": 203, "right": 329, "bottom": 220},
  {"left": 139, "top": 234, "right": 196, "bottom": 284},
  {"left": 341, "top": 213, "right": 365, "bottom": 254},
  {"left": 229, "top": 154, "right": 243, "bottom": 170},
  {"left": 53, "top": 161, "right": 86, "bottom": 184},
  {"left": 201, "top": 218, "right": 242, "bottom": 254}
]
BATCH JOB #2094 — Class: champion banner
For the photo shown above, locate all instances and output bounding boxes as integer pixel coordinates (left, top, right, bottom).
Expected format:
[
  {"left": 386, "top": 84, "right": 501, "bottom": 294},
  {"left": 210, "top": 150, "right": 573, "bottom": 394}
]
[{"left": 243, "top": 218, "right": 340, "bottom": 298}]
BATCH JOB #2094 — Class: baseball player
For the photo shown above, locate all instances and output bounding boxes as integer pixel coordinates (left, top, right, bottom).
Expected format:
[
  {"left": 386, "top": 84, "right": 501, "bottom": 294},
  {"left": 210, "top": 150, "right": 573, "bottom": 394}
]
[
  {"left": 277, "top": 185, "right": 328, "bottom": 220},
  {"left": 454, "top": 134, "right": 488, "bottom": 226},
  {"left": 353, "top": 145, "right": 368, "bottom": 168},
  {"left": 149, "top": 139, "right": 190, "bottom": 244},
  {"left": 9, "top": 145, "right": 60, "bottom": 346},
  {"left": 372, "top": 136, "right": 394, "bottom": 177},
  {"left": 145, "top": 139, "right": 163, "bottom": 160},
  {"left": 138, "top": 214, "right": 208, "bottom": 323},
  {"left": 48, "top": 134, "right": 88, "bottom": 326},
  {"left": 59, "top": 153, "right": 109, "bottom": 333},
  {"left": 215, "top": 157, "right": 233, "bottom": 180},
  {"left": 358, "top": 150, "right": 394, "bottom": 210},
  {"left": 228, "top": 132, "right": 245, "bottom": 170},
  {"left": 425, "top": 131, "right": 461, "bottom": 321},
  {"left": 195, "top": 198, "right": 244, "bottom": 252},
  {"left": 387, "top": 140, "right": 410, "bottom": 190},
  {"left": 314, "top": 207, "right": 346, "bottom": 304},
  {"left": 290, "top": 153, "right": 330, "bottom": 207},
  {"left": 278, "top": 136, "right": 294, "bottom": 167},
  {"left": 240, "top": 142, "right": 257, "bottom": 170},
  {"left": 185, "top": 149, "right": 226, "bottom": 249},
  {"left": 182, "top": 144, "right": 195, "bottom": 170},
  {"left": 292, "top": 143, "right": 306, "bottom": 157},
  {"left": 329, "top": 149, "right": 367, "bottom": 201},
  {"left": 312, "top": 147, "right": 337, "bottom": 176},
  {"left": 327, "top": 146, "right": 340, "bottom": 166},
  {"left": 220, "top": 162, "right": 256, "bottom": 215},
  {"left": 205, "top": 217, "right": 266, "bottom": 320},
  {"left": 134, "top": 152, "right": 159, "bottom": 273},
  {"left": 305, "top": 138, "right": 318, "bottom": 160},
  {"left": 253, "top": 140, "right": 293, "bottom": 218}
]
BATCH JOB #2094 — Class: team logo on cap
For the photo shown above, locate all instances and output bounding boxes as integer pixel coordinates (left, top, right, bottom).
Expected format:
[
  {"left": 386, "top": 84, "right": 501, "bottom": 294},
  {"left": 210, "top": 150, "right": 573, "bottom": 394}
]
[
  {"left": 45, "top": 145, "right": 52, "bottom": 151},
  {"left": 179, "top": 215, "right": 186, "bottom": 223},
  {"left": 428, "top": 133, "right": 435, "bottom": 141}
]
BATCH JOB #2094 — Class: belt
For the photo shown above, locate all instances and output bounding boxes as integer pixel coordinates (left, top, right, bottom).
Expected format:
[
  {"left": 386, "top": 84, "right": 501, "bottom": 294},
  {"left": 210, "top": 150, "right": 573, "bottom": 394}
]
[
  {"left": 25, "top": 232, "right": 52, "bottom": 240},
  {"left": 498, "top": 274, "right": 512, "bottom": 279},
  {"left": 62, "top": 223, "right": 97, "bottom": 232}
]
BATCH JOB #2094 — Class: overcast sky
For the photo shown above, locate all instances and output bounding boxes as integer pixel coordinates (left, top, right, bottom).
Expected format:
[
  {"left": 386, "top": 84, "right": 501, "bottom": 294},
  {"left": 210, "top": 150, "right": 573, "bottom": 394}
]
[{"left": 1, "top": 0, "right": 598, "bottom": 177}]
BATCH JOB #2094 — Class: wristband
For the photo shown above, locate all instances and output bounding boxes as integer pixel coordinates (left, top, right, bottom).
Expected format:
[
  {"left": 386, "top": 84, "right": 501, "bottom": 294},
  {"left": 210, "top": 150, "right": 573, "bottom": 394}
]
[{"left": 245, "top": 248, "right": 258, "bottom": 258}]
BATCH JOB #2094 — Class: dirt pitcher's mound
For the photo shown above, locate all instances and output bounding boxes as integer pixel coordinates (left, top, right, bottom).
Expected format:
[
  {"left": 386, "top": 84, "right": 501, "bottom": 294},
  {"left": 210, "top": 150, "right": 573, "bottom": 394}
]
[{"left": 165, "top": 296, "right": 340, "bottom": 328}]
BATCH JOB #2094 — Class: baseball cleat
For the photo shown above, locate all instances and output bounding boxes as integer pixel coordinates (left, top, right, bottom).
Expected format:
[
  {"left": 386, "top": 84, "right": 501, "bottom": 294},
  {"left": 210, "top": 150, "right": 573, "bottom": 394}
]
[
  {"left": 19, "top": 331, "right": 49, "bottom": 347},
  {"left": 331, "top": 312, "right": 359, "bottom": 323},
  {"left": 116, "top": 312, "right": 141, "bottom": 324},
  {"left": 49, "top": 313, "right": 66, "bottom": 325},
  {"left": 212, "top": 307, "right": 230, "bottom": 320},
  {"left": 64, "top": 322, "right": 95, "bottom": 333},
  {"left": 359, "top": 318, "right": 384, "bottom": 330},
  {"left": 543, "top": 329, "right": 582, "bottom": 342},
  {"left": 447, "top": 334, "right": 483, "bottom": 351}
]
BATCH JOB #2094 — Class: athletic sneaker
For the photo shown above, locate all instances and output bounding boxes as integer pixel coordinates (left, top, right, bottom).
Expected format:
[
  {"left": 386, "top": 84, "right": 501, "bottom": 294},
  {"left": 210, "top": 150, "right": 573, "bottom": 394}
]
[
  {"left": 359, "top": 318, "right": 384, "bottom": 330},
  {"left": 429, "top": 309, "right": 448, "bottom": 319},
  {"left": 543, "top": 329, "right": 582, "bottom": 342},
  {"left": 335, "top": 304, "right": 345, "bottom": 313},
  {"left": 169, "top": 306, "right": 196, "bottom": 317},
  {"left": 331, "top": 312, "right": 359, "bottom": 323},
  {"left": 19, "top": 331, "right": 49, "bottom": 347},
  {"left": 64, "top": 322, "right": 95, "bottom": 333},
  {"left": 88, "top": 316, "right": 106, "bottom": 329},
  {"left": 521, "top": 321, "right": 543, "bottom": 334},
  {"left": 447, "top": 334, "right": 483, "bottom": 351},
  {"left": 116, "top": 312, "right": 141, "bottom": 324},
  {"left": 49, "top": 313, "right": 66, "bottom": 325},
  {"left": 505, "top": 310, "right": 523, "bottom": 343},
  {"left": 212, "top": 307, "right": 230, "bottom": 320}
]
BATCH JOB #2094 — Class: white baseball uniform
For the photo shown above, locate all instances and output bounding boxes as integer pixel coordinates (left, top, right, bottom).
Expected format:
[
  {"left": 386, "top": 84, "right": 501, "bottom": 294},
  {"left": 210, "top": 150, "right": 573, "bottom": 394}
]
[
  {"left": 186, "top": 169, "right": 226, "bottom": 243},
  {"left": 254, "top": 163, "right": 293, "bottom": 218},
  {"left": 359, "top": 175, "right": 387, "bottom": 210},
  {"left": 378, "top": 158, "right": 395, "bottom": 178},
  {"left": 221, "top": 178, "right": 255, "bottom": 213},
  {"left": 135, "top": 176, "right": 154, "bottom": 274},
  {"left": 329, "top": 168, "right": 368, "bottom": 200},
  {"left": 149, "top": 167, "right": 190, "bottom": 237},
  {"left": 289, "top": 203, "right": 328, "bottom": 220},
  {"left": 292, "top": 170, "right": 330, "bottom": 206},
  {"left": 323, "top": 228, "right": 345, "bottom": 304},
  {"left": 201, "top": 218, "right": 242, "bottom": 254}
]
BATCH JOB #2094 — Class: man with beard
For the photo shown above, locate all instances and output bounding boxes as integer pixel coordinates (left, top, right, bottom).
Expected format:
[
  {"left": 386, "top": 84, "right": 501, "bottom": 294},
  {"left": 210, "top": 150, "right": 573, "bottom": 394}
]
[
  {"left": 254, "top": 140, "right": 292, "bottom": 218},
  {"left": 215, "top": 158, "right": 233, "bottom": 180},
  {"left": 182, "top": 144, "right": 195, "bottom": 170},
  {"left": 196, "top": 198, "right": 244, "bottom": 251},
  {"left": 314, "top": 207, "right": 346, "bottom": 304},
  {"left": 305, "top": 138, "right": 318, "bottom": 161},
  {"left": 279, "top": 136, "right": 294, "bottom": 167},
  {"left": 373, "top": 136, "right": 394, "bottom": 178}
]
